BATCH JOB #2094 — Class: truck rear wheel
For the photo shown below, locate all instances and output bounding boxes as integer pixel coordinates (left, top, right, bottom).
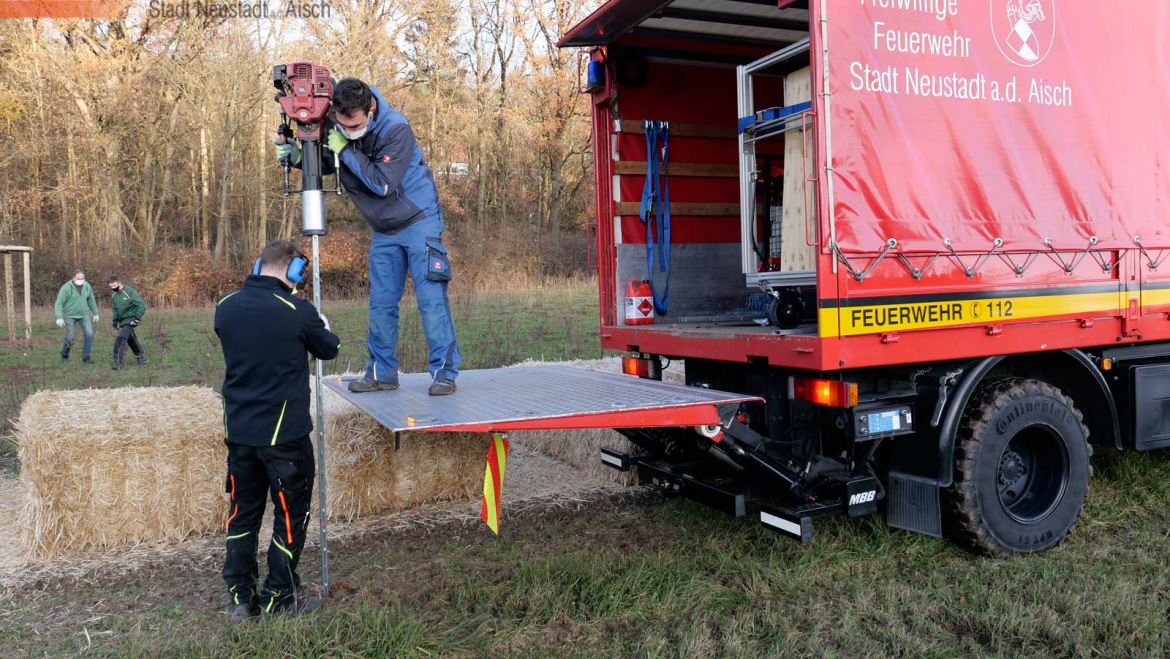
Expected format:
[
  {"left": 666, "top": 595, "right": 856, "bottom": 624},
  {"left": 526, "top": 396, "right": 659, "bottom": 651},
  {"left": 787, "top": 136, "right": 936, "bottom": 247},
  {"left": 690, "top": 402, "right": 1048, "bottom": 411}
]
[{"left": 944, "top": 378, "right": 1092, "bottom": 556}]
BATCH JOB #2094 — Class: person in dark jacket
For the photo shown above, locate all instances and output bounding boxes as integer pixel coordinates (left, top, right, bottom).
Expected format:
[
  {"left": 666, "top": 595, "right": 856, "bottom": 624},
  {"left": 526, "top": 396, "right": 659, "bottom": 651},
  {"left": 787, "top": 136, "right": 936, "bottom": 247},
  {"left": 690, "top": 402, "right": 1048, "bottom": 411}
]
[
  {"left": 54, "top": 269, "right": 99, "bottom": 363},
  {"left": 276, "top": 77, "right": 460, "bottom": 396},
  {"left": 214, "top": 240, "right": 340, "bottom": 620},
  {"left": 106, "top": 275, "right": 148, "bottom": 370}
]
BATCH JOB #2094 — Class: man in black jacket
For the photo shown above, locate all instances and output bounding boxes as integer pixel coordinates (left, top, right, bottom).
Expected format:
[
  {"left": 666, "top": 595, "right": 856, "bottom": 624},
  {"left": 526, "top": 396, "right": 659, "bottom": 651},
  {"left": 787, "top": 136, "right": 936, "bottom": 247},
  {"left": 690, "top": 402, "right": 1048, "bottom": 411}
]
[{"left": 214, "top": 240, "right": 340, "bottom": 621}]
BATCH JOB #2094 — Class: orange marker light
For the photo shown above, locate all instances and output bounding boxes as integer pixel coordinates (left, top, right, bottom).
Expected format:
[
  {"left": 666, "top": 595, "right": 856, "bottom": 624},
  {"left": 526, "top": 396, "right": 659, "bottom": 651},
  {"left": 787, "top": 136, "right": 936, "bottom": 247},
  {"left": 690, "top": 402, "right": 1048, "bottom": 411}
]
[{"left": 791, "top": 377, "right": 859, "bottom": 408}]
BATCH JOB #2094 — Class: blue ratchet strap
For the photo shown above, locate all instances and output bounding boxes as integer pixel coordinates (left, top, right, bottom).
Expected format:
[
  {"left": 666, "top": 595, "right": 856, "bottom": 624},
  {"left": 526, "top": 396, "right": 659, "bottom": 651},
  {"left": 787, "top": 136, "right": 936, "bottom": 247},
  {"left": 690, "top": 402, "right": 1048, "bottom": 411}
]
[{"left": 638, "top": 120, "right": 671, "bottom": 315}]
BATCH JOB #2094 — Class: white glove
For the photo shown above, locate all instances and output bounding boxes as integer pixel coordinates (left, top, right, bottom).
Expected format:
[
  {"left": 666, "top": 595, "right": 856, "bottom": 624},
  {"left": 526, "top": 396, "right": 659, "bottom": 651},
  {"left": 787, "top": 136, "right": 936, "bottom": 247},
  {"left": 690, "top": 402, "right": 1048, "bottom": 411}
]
[
  {"left": 318, "top": 312, "right": 330, "bottom": 331},
  {"left": 56, "top": 319, "right": 65, "bottom": 328},
  {"left": 93, "top": 315, "right": 99, "bottom": 323}
]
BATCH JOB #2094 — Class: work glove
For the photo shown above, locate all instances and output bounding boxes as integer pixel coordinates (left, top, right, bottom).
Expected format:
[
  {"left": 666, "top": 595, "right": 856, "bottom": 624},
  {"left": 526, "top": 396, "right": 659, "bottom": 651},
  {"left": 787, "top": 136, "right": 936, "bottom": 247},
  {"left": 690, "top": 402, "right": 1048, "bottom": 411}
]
[
  {"left": 326, "top": 128, "right": 349, "bottom": 155},
  {"left": 275, "top": 138, "right": 301, "bottom": 166},
  {"left": 93, "top": 314, "right": 99, "bottom": 323},
  {"left": 56, "top": 318, "right": 64, "bottom": 328},
  {"left": 112, "top": 318, "right": 118, "bottom": 329},
  {"left": 318, "top": 312, "right": 330, "bottom": 331},
  {"left": 129, "top": 316, "right": 141, "bottom": 327}
]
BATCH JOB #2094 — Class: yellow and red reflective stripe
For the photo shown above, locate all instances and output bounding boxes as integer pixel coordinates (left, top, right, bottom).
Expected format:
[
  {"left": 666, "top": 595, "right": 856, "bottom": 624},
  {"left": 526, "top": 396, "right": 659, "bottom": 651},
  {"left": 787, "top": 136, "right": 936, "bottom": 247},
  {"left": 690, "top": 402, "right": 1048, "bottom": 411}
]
[
  {"left": 479, "top": 433, "right": 510, "bottom": 534},
  {"left": 277, "top": 490, "right": 293, "bottom": 545},
  {"left": 225, "top": 474, "right": 238, "bottom": 530}
]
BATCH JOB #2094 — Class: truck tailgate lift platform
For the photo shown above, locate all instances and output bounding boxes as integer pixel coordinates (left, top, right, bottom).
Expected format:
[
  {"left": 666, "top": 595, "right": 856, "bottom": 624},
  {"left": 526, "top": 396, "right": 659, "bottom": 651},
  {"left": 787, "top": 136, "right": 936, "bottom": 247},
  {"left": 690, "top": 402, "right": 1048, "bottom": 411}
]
[{"left": 324, "top": 366, "right": 761, "bottom": 433}]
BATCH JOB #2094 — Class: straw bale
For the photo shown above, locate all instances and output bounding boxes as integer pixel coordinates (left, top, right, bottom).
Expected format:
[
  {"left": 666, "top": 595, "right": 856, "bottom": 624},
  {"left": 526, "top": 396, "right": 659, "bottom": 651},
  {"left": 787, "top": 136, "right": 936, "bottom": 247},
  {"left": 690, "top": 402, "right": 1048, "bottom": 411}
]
[
  {"left": 16, "top": 387, "right": 227, "bottom": 559},
  {"left": 311, "top": 380, "right": 485, "bottom": 521},
  {"left": 17, "top": 385, "right": 487, "bottom": 558},
  {"left": 13, "top": 358, "right": 680, "bottom": 558}
]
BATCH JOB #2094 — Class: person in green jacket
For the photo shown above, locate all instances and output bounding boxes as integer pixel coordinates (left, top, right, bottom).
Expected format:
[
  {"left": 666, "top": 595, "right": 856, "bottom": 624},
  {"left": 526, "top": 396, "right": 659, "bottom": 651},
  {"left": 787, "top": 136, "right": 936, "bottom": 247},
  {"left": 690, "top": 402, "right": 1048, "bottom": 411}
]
[
  {"left": 54, "top": 269, "right": 99, "bottom": 363},
  {"left": 107, "top": 274, "right": 149, "bottom": 370}
]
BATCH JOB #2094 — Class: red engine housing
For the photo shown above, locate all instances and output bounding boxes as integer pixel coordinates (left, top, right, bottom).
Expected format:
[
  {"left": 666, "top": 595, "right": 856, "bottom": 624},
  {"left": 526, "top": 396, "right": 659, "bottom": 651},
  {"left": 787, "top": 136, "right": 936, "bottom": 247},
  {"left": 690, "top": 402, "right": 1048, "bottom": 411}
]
[{"left": 275, "top": 61, "right": 333, "bottom": 140}]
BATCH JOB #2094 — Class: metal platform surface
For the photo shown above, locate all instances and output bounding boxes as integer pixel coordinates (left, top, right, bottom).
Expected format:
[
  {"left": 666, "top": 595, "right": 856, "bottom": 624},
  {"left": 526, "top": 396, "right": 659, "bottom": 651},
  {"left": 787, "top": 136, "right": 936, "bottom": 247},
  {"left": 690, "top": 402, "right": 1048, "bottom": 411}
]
[{"left": 324, "top": 365, "right": 761, "bottom": 433}]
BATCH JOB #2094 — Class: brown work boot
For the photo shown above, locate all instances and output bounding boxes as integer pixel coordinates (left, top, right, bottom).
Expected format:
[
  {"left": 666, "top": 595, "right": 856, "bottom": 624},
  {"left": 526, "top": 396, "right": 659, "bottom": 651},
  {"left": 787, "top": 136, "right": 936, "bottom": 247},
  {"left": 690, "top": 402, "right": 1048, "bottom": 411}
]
[{"left": 347, "top": 377, "right": 398, "bottom": 393}]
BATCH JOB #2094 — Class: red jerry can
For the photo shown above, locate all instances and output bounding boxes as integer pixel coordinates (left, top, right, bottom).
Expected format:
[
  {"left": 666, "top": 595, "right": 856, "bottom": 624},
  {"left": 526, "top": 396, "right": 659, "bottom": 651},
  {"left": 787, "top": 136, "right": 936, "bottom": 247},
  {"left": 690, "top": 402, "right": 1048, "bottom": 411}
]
[{"left": 624, "top": 280, "right": 655, "bottom": 325}]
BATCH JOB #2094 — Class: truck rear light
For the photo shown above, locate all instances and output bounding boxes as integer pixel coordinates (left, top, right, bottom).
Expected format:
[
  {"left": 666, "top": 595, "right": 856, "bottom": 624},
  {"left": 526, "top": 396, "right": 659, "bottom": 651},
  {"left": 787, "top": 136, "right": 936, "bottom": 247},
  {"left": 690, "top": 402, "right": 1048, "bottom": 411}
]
[
  {"left": 791, "top": 377, "right": 859, "bottom": 408},
  {"left": 622, "top": 355, "right": 661, "bottom": 379}
]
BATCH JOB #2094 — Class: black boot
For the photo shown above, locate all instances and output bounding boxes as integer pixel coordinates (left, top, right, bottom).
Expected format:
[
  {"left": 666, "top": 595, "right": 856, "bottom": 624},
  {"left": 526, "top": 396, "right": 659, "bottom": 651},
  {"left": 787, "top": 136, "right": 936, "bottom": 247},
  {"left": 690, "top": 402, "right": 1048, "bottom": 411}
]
[
  {"left": 259, "top": 594, "right": 323, "bottom": 619},
  {"left": 136, "top": 355, "right": 149, "bottom": 366},
  {"left": 228, "top": 590, "right": 260, "bottom": 622}
]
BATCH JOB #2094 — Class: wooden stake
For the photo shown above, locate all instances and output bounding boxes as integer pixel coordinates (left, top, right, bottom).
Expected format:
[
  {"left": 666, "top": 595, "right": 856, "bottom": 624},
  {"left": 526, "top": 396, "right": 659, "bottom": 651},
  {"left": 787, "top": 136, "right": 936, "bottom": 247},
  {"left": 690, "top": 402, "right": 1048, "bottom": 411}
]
[
  {"left": 4, "top": 253, "right": 14, "bottom": 342},
  {"left": 23, "top": 251, "right": 31, "bottom": 341}
]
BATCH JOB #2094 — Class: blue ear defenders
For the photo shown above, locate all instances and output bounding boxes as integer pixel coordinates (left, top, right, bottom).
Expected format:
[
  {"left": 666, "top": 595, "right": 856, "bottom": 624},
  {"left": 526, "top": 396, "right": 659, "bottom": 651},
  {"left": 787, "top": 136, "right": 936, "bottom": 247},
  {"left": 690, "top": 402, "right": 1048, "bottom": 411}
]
[{"left": 253, "top": 253, "right": 309, "bottom": 284}]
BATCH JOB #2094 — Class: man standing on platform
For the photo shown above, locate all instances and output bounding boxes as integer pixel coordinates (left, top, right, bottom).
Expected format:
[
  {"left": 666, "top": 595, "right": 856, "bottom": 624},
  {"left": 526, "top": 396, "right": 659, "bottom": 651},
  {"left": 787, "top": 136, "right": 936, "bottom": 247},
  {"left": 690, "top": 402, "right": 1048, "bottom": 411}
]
[{"left": 276, "top": 77, "right": 460, "bottom": 396}]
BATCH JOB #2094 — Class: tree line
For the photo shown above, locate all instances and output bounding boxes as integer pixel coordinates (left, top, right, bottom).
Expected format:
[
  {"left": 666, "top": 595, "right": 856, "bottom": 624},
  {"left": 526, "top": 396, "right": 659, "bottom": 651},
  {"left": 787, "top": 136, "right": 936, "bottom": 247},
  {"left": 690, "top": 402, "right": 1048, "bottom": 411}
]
[{"left": 0, "top": 0, "right": 595, "bottom": 299}]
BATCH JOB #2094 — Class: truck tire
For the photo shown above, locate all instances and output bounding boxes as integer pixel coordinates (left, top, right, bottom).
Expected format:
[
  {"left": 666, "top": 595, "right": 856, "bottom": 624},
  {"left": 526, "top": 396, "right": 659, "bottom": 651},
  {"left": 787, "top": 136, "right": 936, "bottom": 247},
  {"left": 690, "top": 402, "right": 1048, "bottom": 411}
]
[{"left": 943, "top": 378, "right": 1092, "bottom": 556}]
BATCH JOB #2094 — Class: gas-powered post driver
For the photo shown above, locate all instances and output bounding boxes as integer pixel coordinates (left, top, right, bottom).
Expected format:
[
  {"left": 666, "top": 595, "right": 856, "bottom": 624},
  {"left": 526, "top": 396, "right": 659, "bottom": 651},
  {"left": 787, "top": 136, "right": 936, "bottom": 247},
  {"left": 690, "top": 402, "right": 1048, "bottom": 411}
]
[{"left": 273, "top": 61, "right": 342, "bottom": 597}]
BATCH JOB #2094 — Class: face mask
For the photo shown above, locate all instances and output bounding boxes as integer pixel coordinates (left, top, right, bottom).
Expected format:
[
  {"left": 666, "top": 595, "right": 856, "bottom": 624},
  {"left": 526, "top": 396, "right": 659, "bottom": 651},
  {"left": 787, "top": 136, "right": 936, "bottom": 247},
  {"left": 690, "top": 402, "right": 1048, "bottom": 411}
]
[
  {"left": 338, "top": 123, "right": 368, "bottom": 140},
  {"left": 73, "top": 279, "right": 84, "bottom": 286}
]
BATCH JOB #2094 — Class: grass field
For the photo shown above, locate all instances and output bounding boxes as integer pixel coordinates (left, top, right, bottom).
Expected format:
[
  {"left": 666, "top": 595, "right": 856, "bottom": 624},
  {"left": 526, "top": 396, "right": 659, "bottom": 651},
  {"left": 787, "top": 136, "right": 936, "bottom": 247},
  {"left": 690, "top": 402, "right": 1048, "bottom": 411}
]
[{"left": 5, "top": 282, "right": 1170, "bottom": 657}]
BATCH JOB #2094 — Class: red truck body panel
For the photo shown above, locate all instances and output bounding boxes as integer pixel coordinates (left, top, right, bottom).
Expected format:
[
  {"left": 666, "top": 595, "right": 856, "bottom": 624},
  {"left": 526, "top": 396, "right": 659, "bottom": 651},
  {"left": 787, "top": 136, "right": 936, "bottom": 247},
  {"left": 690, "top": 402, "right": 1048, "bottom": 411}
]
[{"left": 568, "top": 0, "right": 1170, "bottom": 372}]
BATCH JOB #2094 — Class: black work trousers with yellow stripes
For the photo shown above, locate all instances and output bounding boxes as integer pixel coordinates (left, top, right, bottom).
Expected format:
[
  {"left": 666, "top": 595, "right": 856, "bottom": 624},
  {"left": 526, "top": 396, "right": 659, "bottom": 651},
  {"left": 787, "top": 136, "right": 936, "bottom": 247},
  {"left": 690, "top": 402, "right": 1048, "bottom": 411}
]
[{"left": 222, "top": 435, "right": 315, "bottom": 608}]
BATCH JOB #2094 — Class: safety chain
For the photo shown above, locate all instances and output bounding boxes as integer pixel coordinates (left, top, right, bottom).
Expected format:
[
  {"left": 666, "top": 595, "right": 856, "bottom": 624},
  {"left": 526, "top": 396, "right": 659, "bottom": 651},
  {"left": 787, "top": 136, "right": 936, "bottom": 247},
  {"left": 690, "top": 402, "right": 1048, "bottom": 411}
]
[{"left": 836, "top": 236, "right": 1138, "bottom": 283}]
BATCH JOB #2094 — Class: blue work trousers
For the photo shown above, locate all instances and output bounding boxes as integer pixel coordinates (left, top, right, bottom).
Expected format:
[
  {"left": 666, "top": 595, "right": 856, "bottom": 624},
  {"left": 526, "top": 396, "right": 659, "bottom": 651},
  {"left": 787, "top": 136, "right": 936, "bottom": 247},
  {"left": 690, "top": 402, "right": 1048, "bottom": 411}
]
[
  {"left": 61, "top": 316, "right": 94, "bottom": 360},
  {"left": 365, "top": 216, "right": 460, "bottom": 383}
]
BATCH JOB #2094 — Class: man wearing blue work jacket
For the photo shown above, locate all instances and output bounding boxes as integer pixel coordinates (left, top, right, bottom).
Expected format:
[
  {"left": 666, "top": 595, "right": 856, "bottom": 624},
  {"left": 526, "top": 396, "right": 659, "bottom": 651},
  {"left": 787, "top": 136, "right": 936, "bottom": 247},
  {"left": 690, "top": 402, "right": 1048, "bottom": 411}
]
[{"left": 277, "top": 78, "right": 460, "bottom": 396}]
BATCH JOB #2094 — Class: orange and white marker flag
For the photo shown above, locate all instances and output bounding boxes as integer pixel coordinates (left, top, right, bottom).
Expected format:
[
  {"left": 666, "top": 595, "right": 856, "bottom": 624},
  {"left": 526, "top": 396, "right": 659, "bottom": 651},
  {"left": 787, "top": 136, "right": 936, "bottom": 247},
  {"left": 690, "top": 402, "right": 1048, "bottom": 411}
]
[{"left": 480, "top": 433, "right": 510, "bottom": 534}]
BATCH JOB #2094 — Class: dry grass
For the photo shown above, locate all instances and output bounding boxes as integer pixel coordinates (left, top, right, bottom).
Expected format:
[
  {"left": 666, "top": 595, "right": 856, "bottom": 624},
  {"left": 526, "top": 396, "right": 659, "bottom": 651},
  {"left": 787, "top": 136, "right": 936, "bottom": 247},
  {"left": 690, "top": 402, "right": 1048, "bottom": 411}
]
[{"left": 0, "top": 450, "right": 629, "bottom": 594}]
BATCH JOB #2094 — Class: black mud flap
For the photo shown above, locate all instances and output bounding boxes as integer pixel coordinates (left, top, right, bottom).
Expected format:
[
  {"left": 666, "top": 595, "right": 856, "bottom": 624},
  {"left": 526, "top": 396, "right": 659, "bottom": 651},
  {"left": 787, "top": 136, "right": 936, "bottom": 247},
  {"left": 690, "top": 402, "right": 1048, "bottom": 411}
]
[{"left": 885, "top": 472, "right": 942, "bottom": 538}]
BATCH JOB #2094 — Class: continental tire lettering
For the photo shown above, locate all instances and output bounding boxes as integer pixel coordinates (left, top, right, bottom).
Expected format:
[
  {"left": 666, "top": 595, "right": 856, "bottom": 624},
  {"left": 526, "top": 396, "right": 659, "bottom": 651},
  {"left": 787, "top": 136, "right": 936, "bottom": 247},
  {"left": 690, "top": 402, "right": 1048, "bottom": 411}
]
[
  {"left": 995, "top": 400, "right": 1073, "bottom": 434},
  {"left": 849, "top": 303, "right": 963, "bottom": 329},
  {"left": 1018, "top": 529, "right": 1054, "bottom": 547}
]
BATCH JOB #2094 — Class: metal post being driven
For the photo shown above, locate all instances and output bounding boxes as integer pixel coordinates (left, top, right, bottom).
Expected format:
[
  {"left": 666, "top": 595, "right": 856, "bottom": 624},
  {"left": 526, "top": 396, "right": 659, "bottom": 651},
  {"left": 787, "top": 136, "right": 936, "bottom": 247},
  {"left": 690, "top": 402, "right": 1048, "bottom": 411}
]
[
  {"left": 299, "top": 118, "right": 329, "bottom": 599},
  {"left": 273, "top": 60, "right": 335, "bottom": 599},
  {"left": 311, "top": 234, "right": 328, "bottom": 598}
]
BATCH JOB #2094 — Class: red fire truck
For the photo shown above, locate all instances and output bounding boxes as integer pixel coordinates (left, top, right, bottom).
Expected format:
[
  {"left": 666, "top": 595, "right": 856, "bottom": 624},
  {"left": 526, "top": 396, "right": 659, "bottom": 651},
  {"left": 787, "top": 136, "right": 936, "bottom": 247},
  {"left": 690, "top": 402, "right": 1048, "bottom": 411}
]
[{"left": 546, "top": 0, "right": 1170, "bottom": 555}]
